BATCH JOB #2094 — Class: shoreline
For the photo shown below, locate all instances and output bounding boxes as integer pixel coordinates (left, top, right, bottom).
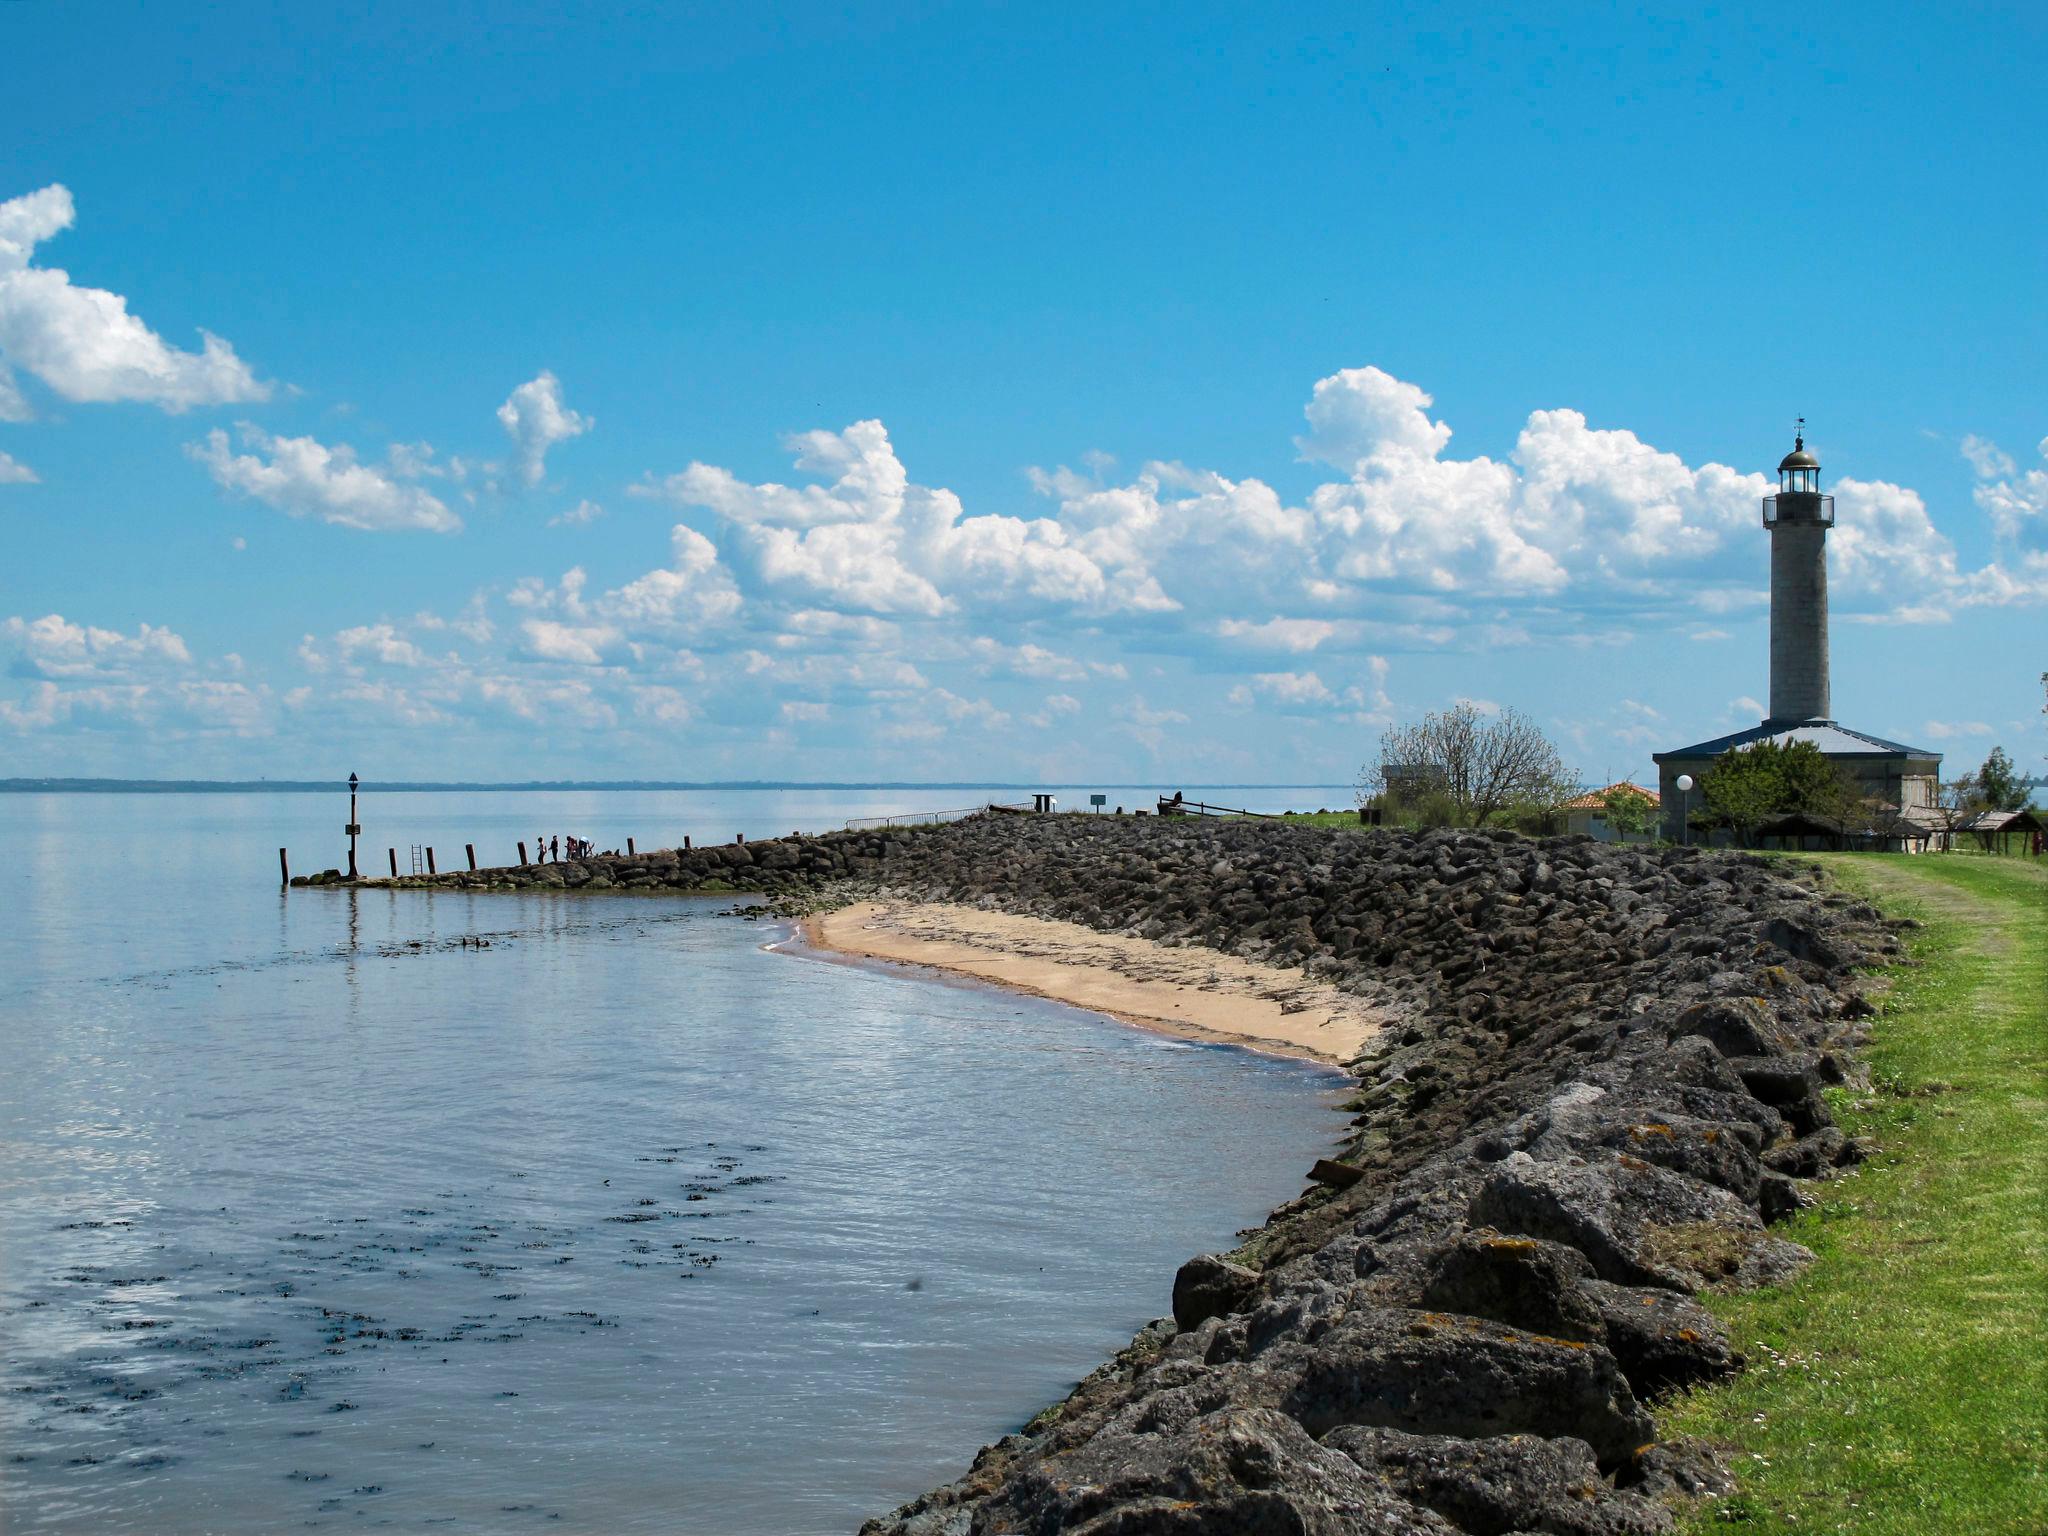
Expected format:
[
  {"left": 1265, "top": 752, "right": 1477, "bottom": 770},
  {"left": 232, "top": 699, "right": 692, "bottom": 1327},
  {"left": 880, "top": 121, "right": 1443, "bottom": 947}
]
[{"left": 795, "top": 900, "right": 1386, "bottom": 1067}]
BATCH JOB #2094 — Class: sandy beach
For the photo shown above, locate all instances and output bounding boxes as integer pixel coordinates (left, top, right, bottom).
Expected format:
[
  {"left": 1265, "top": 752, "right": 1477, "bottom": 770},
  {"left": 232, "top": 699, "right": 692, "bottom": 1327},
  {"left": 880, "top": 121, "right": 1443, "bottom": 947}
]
[{"left": 800, "top": 900, "right": 1385, "bottom": 1065}]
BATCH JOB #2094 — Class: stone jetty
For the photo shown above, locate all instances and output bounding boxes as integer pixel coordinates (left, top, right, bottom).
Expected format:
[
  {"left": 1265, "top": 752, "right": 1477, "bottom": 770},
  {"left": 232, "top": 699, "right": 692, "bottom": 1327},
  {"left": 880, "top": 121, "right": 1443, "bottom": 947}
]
[{"left": 382, "top": 813, "right": 1896, "bottom": 1533}]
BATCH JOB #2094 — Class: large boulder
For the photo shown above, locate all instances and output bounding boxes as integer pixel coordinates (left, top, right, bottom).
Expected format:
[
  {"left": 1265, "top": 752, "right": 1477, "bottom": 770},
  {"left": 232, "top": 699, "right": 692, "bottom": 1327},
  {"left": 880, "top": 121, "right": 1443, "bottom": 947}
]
[
  {"left": 1252, "top": 1305, "right": 1654, "bottom": 1472},
  {"left": 1173, "top": 1254, "right": 1262, "bottom": 1331},
  {"left": 1467, "top": 1151, "right": 1766, "bottom": 1293},
  {"left": 1327, "top": 1424, "right": 1674, "bottom": 1536},
  {"left": 998, "top": 1405, "right": 1458, "bottom": 1536}
]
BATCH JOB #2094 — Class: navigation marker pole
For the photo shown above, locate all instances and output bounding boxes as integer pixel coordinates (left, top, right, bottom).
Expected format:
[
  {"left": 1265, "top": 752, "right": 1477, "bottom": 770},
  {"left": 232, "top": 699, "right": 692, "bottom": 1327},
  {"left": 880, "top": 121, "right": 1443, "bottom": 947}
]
[{"left": 345, "top": 771, "right": 362, "bottom": 881}]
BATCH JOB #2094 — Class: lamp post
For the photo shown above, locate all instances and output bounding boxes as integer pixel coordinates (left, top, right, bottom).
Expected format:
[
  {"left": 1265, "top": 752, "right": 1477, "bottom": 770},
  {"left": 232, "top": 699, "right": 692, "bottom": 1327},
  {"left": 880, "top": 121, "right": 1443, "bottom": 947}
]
[
  {"left": 1676, "top": 774, "right": 1695, "bottom": 848},
  {"left": 345, "top": 771, "right": 361, "bottom": 880}
]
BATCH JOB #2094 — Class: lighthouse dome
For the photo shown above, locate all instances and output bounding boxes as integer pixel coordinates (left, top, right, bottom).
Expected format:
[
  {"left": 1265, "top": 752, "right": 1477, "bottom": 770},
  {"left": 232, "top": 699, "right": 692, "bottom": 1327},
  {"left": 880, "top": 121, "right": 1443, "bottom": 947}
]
[{"left": 1779, "top": 432, "right": 1818, "bottom": 472}]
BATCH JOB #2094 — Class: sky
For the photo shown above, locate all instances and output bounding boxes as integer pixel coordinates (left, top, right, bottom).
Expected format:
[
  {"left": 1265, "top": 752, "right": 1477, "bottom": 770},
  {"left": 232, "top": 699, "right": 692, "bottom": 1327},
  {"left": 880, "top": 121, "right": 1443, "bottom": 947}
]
[{"left": 1, "top": 2, "right": 2043, "bottom": 787}]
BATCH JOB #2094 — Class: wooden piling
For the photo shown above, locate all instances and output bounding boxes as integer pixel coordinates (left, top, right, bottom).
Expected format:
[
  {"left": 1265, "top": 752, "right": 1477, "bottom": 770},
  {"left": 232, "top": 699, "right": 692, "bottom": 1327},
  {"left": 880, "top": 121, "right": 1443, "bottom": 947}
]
[
  {"left": 466, "top": 843, "right": 477, "bottom": 871},
  {"left": 736, "top": 832, "right": 745, "bottom": 844},
  {"left": 427, "top": 847, "right": 437, "bottom": 875},
  {"left": 279, "top": 847, "right": 289, "bottom": 887},
  {"left": 627, "top": 837, "right": 636, "bottom": 856},
  {"left": 683, "top": 835, "right": 691, "bottom": 850},
  {"left": 519, "top": 840, "right": 528, "bottom": 865},
  {"left": 388, "top": 847, "right": 398, "bottom": 877}
]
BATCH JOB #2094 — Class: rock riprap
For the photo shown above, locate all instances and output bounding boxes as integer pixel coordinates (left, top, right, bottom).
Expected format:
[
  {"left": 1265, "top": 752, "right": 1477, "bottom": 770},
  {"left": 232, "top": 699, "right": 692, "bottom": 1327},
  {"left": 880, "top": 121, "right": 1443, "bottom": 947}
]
[{"left": 383, "top": 814, "right": 1895, "bottom": 1533}]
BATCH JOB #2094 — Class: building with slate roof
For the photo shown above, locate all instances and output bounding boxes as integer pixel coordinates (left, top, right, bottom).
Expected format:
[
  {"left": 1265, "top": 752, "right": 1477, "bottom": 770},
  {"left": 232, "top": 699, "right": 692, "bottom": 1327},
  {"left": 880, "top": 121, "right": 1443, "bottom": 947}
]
[{"left": 1652, "top": 429, "right": 1941, "bottom": 839}]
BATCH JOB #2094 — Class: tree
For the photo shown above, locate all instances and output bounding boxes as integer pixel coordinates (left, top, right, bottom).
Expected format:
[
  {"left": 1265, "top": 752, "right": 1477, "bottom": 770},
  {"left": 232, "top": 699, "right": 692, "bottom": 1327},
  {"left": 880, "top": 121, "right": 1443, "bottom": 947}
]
[
  {"left": 1696, "top": 739, "right": 1857, "bottom": 844},
  {"left": 1976, "top": 745, "right": 2029, "bottom": 812},
  {"left": 1599, "top": 784, "right": 1660, "bottom": 839},
  {"left": 1360, "top": 704, "right": 1570, "bottom": 828}
]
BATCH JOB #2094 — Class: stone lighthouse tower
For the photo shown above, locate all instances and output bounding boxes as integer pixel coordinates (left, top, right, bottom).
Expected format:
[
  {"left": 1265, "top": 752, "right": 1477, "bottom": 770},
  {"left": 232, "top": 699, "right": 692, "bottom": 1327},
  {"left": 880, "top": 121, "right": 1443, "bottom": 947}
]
[
  {"left": 1763, "top": 424, "right": 1833, "bottom": 723},
  {"left": 1653, "top": 424, "right": 1943, "bottom": 838}
]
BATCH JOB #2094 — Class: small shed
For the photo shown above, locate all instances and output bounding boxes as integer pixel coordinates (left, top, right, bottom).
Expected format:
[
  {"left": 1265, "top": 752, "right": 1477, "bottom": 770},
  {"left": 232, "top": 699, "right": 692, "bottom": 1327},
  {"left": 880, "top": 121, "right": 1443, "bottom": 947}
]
[{"left": 1955, "top": 807, "right": 2044, "bottom": 854}]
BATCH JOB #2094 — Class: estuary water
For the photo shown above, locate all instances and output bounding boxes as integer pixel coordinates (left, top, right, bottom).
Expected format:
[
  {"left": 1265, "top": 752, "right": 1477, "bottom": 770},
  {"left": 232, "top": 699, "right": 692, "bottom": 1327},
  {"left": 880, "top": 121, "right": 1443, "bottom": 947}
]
[{"left": 0, "top": 788, "right": 1349, "bottom": 1534}]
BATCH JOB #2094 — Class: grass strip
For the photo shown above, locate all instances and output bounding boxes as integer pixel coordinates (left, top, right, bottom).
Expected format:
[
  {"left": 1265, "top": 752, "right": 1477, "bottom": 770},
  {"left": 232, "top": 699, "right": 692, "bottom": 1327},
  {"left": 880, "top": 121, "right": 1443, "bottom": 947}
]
[{"left": 1663, "top": 853, "right": 2047, "bottom": 1533}]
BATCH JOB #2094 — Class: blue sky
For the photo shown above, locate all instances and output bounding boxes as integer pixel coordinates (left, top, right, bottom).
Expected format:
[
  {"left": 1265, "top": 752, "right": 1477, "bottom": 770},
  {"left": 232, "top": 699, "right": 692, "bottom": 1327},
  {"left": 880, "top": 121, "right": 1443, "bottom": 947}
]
[{"left": 2, "top": 2, "right": 2042, "bottom": 785}]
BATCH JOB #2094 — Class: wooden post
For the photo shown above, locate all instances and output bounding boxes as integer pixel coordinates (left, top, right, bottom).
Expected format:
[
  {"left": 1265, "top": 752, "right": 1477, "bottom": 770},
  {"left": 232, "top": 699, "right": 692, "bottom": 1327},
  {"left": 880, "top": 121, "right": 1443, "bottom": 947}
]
[
  {"left": 466, "top": 843, "right": 477, "bottom": 871},
  {"left": 736, "top": 832, "right": 745, "bottom": 844},
  {"left": 627, "top": 837, "right": 636, "bottom": 856},
  {"left": 388, "top": 847, "right": 398, "bottom": 877},
  {"left": 683, "top": 835, "right": 691, "bottom": 850},
  {"left": 427, "top": 847, "right": 437, "bottom": 875},
  {"left": 279, "top": 848, "right": 290, "bottom": 887},
  {"left": 519, "top": 840, "right": 529, "bottom": 865}
]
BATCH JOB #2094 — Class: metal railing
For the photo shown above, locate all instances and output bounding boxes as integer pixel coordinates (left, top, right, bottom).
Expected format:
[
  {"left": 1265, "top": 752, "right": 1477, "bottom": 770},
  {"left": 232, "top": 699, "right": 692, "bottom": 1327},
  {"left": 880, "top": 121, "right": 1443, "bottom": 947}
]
[
  {"left": 843, "top": 804, "right": 995, "bottom": 831},
  {"left": 1761, "top": 493, "right": 1835, "bottom": 528}
]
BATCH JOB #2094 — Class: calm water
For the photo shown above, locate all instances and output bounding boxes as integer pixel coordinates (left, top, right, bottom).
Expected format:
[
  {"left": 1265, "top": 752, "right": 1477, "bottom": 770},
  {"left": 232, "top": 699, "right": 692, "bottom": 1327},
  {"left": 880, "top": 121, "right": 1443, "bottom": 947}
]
[{"left": 0, "top": 789, "right": 1348, "bottom": 1534}]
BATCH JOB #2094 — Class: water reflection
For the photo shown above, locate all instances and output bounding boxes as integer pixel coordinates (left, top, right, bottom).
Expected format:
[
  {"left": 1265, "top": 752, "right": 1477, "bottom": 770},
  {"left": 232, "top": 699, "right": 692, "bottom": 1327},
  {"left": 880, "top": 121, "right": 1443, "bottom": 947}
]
[{"left": 0, "top": 790, "right": 1347, "bottom": 1534}]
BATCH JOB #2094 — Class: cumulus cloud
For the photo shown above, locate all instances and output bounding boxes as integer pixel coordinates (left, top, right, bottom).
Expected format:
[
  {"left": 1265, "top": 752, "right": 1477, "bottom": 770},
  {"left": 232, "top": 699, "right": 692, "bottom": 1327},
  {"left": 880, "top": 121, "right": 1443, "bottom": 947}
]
[
  {"left": 1227, "top": 670, "right": 1338, "bottom": 708},
  {"left": 1965, "top": 433, "right": 2048, "bottom": 552},
  {"left": 0, "top": 612, "right": 272, "bottom": 738},
  {"left": 190, "top": 424, "right": 461, "bottom": 533},
  {"left": 0, "top": 184, "right": 269, "bottom": 414},
  {"left": 3, "top": 613, "right": 191, "bottom": 678},
  {"left": 1216, "top": 617, "right": 1343, "bottom": 653},
  {"left": 497, "top": 371, "right": 591, "bottom": 486},
  {"left": 0, "top": 448, "right": 35, "bottom": 483},
  {"left": 635, "top": 365, "right": 1910, "bottom": 634}
]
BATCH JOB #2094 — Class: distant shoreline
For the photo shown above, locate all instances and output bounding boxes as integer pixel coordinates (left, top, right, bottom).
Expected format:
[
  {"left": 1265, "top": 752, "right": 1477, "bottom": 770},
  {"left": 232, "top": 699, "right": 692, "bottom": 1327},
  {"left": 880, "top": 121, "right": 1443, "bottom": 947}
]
[{"left": 0, "top": 778, "right": 1352, "bottom": 795}]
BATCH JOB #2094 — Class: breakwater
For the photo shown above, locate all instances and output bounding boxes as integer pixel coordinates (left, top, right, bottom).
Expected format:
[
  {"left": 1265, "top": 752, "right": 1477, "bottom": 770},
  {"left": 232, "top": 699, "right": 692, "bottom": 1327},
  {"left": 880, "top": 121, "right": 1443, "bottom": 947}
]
[{"left": 378, "top": 814, "right": 1896, "bottom": 1532}]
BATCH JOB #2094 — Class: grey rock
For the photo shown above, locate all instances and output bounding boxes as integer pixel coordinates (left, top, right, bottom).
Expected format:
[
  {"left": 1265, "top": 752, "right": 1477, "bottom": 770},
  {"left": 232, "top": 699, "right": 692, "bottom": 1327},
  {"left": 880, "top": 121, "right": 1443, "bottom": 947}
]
[
  {"left": 1256, "top": 1305, "right": 1653, "bottom": 1472},
  {"left": 1577, "top": 1281, "right": 1739, "bottom": 1397},
  {"left": 1418, "top": 1231, "right": 1606, "bottom": 1343},
  {"left": 1327, "top": 1424, "right": 1673, "bottom": 1535},
  {"left": 1173, "top": 1255, "right": 1262, "bottom": 1331}
]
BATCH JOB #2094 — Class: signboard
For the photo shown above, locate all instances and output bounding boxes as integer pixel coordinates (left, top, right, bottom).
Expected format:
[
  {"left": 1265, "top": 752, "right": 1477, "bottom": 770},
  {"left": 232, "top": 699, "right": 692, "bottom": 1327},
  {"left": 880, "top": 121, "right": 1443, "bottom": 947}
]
[{"left": 1089, "top": 794, "right": 1107, "bottom": 808}]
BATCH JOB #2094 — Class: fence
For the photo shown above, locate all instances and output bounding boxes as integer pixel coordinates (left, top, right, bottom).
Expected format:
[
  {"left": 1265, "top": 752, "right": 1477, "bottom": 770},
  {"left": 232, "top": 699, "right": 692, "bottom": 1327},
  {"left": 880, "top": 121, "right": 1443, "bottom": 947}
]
[{"left": 843, "top": 803, "right": 999, "bottom": 831}]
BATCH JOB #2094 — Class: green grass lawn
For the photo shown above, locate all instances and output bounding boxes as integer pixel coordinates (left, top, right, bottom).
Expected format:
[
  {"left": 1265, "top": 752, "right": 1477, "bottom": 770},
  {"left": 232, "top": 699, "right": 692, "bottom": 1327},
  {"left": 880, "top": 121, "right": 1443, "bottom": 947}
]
[{"left": 1662, "top": 853, "right": 2047, "bottom": 1533}]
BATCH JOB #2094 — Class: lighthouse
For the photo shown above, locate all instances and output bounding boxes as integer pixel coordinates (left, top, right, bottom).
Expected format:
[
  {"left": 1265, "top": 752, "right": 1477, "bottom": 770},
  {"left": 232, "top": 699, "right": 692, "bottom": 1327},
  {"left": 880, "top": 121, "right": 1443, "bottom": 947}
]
[
  {"left": 1763, "top": 424, "right": 1833, "bottom": 723},
  {"left": 1652, "top": 424, "right": 1942, "bottom": 840}
]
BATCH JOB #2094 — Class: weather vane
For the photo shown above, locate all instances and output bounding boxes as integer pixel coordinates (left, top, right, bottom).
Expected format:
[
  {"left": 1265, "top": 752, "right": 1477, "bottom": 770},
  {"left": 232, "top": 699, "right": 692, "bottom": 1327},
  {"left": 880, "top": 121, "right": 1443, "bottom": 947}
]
[{"left": 1794, "top": 414, "right": 1805, "bottom": 447}]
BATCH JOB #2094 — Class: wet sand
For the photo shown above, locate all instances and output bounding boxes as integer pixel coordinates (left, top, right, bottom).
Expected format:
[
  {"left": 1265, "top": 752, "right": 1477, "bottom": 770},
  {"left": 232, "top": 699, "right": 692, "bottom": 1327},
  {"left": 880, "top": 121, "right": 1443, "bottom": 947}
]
[{"left": 800, "top": 901, "right": 1384, "bottom": 1065}]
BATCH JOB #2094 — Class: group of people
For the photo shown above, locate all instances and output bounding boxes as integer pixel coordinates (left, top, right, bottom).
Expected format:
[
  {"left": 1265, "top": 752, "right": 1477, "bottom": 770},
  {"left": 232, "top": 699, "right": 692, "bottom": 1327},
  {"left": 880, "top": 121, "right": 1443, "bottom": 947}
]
[{"left": 533, "top": 833, "right": 595, "bottom": 863}]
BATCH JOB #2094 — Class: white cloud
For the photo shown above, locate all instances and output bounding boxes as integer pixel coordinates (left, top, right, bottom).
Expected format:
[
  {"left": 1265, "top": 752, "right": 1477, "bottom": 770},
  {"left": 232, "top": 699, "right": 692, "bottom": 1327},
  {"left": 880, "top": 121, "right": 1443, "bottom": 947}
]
[
  {"left": 1215, "top": 617, "right": 1341, "bottom": 652},
  {"left": 521, "top": 618, "right": 624, "bottom": 666},
  {"left": 550, "top": 498, "right": 604, "bottom": 527},
  {"left": 1966, "top": 435, "right": 2048, "bottom": 552},
  {"left": 1296, "top": 365, "right": 1452, "bottom": 470},
  {"left": 0, "top": 184, "right": 269, "bottom": 413},
  {"left": 497, "top": 371, "right": 591, "bottom": 486},
  {"left": 1023, "top": 692, "right": 1082, "bottom": 729},
  {"left": 1922, "top": 719, "right": 1992, "bottom": 739},
  {"left": 191, "top": 424, "right": 461, "bottom": 533},
  {"left": 0, "top": 613, "right": 271, "bottom": 738},
  {"left": 0, "top": 448, "right": 35, "bottom": 483},
  {"left": 1960, "top": 434, "right": 2015, "bottom": 480},
  {"left": 1227, "top": 670, "right": 1338, "bottom": 708},
  {"left": 1828, "top": 477, "right": 1962, "bottom": 612},
  {"left": 333, "top": 623, "right": 430, "bottom": 669},
  {"left": 0, "top": 362, "right": 30, "bottom": 422},
  {"left": 2, "top": 613, "right": 191, "bottom": 678},
  {"left": 967, "top": 637, "right": 1092, "bottom": 680}
]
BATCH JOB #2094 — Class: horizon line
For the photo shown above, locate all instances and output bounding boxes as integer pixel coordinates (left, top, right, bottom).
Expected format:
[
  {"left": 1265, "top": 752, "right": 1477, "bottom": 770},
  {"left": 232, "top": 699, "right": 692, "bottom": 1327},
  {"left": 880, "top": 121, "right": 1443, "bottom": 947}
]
[{"left": 0, "top": 777, "right": 1359, "bottom": 795}]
